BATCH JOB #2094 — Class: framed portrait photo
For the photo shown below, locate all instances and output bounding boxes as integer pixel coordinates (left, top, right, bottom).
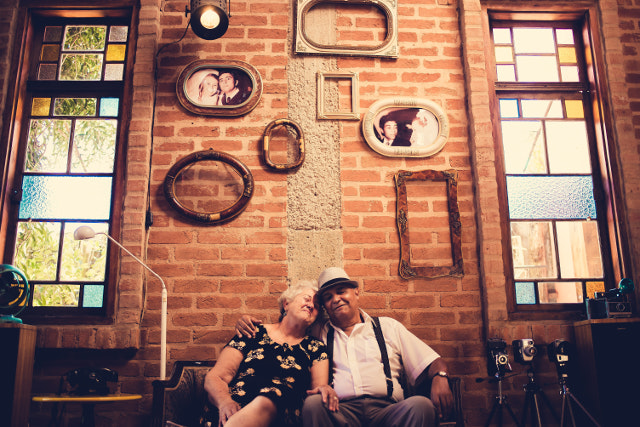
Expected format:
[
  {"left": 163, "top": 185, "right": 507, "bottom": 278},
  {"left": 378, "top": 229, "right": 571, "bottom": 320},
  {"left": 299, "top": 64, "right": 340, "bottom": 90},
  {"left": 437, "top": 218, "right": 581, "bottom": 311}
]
[
  {"left": 361, "top": 97, "right": 449, "bottom": 157},
  {"left": 176, "top": 60, "right": 262, "bottom": 117}
]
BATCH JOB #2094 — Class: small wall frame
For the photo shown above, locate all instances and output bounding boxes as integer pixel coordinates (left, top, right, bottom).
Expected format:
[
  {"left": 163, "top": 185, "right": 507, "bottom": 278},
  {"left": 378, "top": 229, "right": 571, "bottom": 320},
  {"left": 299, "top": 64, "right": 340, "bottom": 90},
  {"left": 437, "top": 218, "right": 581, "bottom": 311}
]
[
  {"left": 317, "top": 72, "right": 359, "bottom": 120},
  {"left": 395, "top": 169, "right": 464, "bottom": 280},
  {"left": 176, "top": 60, "right": 262, "bottom": 117},
  {"left": 295, "top": 0, "right": 398, "bottom": 58},
  {"left": 262, "top": 119, "right": 305, "bottom": 171},
  {"left": 362, "top": 97, "right": 449, "bottom": 158}
]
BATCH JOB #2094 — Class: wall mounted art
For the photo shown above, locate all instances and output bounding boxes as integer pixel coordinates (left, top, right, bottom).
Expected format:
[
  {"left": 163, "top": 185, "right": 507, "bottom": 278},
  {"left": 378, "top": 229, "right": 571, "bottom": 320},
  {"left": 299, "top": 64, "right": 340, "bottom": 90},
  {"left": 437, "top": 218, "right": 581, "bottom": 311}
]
[
  {"left": 164, "top": 149, "right": 254, "bottom": 224},
  {"left": 362, "top": 97, "right": 449, "bottom": 158},
  {"left": 317, "top": 72, "right": 359, "bottom": 120},
  {"left": 295, "top": 0, "right": 398, "bottom": 58},
  {"left": 176, "top": 60, "right": 262, "bottom": 116},
  {"left": 262, "top": 119, "right": 305, "bottom": 171},
  {"left": 395, "top": 169, "right": 464, "bottom": 280}
]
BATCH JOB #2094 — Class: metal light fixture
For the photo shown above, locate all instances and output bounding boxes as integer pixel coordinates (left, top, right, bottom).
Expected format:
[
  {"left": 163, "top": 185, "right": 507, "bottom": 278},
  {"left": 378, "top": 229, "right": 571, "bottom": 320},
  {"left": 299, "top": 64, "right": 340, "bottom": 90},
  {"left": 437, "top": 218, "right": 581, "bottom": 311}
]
[
  {"left": 186, "top": 0, "right": 230, "bottom": 40},
  {"left": 74, "top": 226, "right": 168, "bottom": 380}
]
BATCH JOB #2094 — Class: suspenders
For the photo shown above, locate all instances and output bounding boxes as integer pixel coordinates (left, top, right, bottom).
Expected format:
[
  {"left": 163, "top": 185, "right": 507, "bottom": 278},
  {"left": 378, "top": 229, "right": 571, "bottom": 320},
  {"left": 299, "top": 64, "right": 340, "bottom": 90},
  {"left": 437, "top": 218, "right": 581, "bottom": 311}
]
[{"left": 326, "top": 316, "right": 394, "bottom": 400}]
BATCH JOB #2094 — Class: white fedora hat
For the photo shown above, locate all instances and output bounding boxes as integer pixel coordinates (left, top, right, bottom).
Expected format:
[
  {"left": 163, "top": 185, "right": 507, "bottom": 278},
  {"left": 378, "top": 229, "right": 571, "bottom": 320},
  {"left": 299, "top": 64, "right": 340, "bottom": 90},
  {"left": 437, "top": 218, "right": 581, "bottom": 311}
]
[{"left": 317, "top": 267, "right": 358, "bottom": 296}]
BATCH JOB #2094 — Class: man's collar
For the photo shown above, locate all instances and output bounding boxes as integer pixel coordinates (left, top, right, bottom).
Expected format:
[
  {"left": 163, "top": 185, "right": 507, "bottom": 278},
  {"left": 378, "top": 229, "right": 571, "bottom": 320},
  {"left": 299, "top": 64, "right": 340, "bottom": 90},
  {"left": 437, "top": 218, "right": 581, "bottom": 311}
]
[{"left": 328, "top": 309, "right": 368, "bottom": 331}]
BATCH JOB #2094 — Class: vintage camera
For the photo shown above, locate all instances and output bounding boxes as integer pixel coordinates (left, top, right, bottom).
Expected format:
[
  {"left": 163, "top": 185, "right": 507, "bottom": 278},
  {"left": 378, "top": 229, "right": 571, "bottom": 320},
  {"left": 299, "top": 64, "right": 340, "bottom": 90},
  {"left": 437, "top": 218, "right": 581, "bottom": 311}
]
[
  {"left": 486, "top": 338, "right": 512, "bottom": 377},
  {"left": 64, "top": 367, "right": 118, "bottom": 395},
  {"left": 547, "top": 339, "right": 571, "bottom": 380},
  {"left": 512, "top": 339, "right": 537, "bottom": 364},
  {"left": 586, "top": 278, "right": 634, "bottom": 319}
]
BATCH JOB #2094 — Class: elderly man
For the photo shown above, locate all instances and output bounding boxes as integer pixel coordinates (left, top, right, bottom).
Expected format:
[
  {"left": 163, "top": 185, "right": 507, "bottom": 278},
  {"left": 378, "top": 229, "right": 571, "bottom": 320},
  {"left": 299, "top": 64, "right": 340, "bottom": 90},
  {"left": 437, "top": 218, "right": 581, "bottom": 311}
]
[{"left": 236, "top": 267, "right": 453, "bottom": 427}]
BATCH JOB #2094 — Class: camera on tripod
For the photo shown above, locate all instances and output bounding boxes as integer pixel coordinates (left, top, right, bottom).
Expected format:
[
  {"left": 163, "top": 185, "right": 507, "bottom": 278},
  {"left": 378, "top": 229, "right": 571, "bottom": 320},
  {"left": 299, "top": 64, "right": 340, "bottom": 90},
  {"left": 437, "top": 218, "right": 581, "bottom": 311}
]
[
  {"left": 486, "top": 338, "right": 512, "bottom": 377},
  {"left": 512, "top": 339, "right": 537, "bottom": 364},
  {"left": 548, "top": 339, "right": 571, "bottom": 380}
]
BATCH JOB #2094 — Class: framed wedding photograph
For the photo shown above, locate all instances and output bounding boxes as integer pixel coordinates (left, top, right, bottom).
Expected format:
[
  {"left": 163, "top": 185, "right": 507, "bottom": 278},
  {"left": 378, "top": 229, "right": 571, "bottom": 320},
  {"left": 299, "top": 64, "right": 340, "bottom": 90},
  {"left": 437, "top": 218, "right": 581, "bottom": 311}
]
[
  {"left": 361, "top": 97, "right": 449, "bottom": 157},
  {"left": 176, "top": 60, "right": 262, "bottom": 117}
]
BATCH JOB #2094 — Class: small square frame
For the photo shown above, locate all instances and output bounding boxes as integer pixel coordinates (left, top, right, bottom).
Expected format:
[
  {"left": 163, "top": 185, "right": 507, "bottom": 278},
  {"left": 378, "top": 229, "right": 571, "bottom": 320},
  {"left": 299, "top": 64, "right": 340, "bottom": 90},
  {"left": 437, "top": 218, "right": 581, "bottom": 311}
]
[{"left": 317, "top": 72, "right": 359, "bottom": 120}]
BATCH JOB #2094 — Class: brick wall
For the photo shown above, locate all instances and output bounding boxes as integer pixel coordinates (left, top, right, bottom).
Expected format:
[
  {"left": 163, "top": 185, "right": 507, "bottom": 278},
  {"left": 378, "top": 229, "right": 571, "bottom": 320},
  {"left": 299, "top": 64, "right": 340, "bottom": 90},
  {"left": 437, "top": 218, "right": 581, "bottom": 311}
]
[{"left": 1, "top": 0, "right": 639, "bottom": 426}]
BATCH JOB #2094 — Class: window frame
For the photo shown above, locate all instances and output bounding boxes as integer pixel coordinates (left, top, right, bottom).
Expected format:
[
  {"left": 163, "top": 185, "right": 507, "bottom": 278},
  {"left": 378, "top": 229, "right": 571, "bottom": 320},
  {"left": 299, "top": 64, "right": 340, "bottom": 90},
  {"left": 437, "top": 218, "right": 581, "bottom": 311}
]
[
  {"left": 485, "top": 8, "right": 632, "bottom": 320},
  {"left": 0, "top": 3, "right": 137, "bottom": 324}
]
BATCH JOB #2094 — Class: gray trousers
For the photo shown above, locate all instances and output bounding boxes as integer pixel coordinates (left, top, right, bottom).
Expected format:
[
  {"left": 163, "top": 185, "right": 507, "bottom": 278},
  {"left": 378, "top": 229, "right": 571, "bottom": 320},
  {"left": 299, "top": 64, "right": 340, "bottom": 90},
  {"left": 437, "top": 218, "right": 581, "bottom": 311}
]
[{"left": 301, "top": 394, "right": 437, "bottom": 427}]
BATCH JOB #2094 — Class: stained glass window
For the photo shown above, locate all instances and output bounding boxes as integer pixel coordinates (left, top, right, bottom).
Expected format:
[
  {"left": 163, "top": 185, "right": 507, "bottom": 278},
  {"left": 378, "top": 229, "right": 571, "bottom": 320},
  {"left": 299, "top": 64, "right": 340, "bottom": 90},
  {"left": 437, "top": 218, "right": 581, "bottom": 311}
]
[
  {"left": 9, "top": 17, "right": 130, "bottom": 315},
  {"left": 492, "top": 21, "right": 612, "bottom": 312}
]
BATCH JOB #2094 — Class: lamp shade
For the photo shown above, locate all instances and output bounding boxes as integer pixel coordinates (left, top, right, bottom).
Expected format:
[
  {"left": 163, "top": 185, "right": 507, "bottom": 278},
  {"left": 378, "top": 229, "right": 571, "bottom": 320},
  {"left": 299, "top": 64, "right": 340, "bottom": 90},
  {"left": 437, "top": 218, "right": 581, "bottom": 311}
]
[{"left": 190, "top": 0, "right": 229, "bottom": 40}]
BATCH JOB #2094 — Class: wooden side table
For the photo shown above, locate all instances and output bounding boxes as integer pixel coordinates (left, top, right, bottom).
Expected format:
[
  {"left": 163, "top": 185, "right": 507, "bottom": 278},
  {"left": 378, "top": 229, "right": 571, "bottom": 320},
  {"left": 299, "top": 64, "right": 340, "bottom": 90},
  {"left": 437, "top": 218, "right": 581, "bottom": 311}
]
[{"left": 32, "top": 393, "right": 142, "bottom": 427}]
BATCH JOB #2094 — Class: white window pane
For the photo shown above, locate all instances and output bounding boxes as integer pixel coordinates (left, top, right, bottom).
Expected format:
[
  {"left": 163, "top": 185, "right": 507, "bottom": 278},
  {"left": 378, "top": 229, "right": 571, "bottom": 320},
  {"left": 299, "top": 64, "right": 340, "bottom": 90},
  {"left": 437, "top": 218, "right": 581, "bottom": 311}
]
[
  {"left": 546, "top": 121, "right": 591, "bottom": 174},
  {"left": 497, "top": 64, "right": 516, "bottom": 82},
  {"left": 538, "top": 282, "right": 583, "bottom": 303},
  {"left": 513, "top": 28, "right": 556, "bottom": 53},
  {"left": 556, "top": 221, "right": 603, "bottom": 278},
  {"left": 521, "top": 100, "right": 563, "bottom": 118},
  {"left": 560, "top": 66, "right": 579, "bottom": 82},
  {"left": 501, "top": 121, "right": 547, "bottom": 174},
  {"left": 516, "top": 56, "right": 559, "bottom": 82},
  {"left": 556, "top": 29, "right": 574, "bottom": 45},
  {"left": 499, "top": 99, "right": 519, "bottom": 118},
  {"left": 493, "top": 28, "right": 512, "bottom": 44}
]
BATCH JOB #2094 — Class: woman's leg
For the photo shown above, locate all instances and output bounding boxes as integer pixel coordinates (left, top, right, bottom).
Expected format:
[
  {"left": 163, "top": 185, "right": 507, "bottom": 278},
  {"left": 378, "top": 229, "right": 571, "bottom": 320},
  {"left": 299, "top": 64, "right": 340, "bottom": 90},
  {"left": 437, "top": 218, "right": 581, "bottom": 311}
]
[{"left": 224, "top": 396, "right": 277, "bottom": 427}]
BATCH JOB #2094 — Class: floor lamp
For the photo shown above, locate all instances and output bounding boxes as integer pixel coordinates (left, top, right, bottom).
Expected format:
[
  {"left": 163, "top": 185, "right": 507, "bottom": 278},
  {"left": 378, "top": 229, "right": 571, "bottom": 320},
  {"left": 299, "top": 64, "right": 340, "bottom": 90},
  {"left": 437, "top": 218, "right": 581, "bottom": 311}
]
[{"left": 74, "top": 226, "right": 168, "bottom": 380}]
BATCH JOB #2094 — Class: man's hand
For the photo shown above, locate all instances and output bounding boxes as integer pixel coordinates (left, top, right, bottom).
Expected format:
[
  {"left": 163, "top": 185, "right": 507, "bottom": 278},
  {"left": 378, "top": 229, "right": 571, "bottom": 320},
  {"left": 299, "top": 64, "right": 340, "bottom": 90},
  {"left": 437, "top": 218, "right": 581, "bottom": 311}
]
[
  {"left": 430, "top": 376, "right": 453, "bottom": 420},
  {"left": 235, "top": 315, "right": 262, "bottom": 338},
  {"left": 217, "top": 399, "right": 241, "bottom": 426},
  {"left": 307, "top": 385, "right": 339, "bottom": 412}
]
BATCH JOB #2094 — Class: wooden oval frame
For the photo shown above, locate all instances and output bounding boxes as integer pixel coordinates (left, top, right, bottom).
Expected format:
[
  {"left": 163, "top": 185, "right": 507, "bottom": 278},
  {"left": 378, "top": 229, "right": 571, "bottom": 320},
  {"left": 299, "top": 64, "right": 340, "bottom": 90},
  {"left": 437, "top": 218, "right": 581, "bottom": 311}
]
[
  {"left": 262, "top": 119, "right": 305, "bottom": 171},
  {"left": 362, "top": 97, "right": 449, "bottom": 158},
  {"left": 176, "top": 60, "right": 262, "bottom": 117},
  {"left": 163, "top": 150, "right": 254, "bottom": 224}
]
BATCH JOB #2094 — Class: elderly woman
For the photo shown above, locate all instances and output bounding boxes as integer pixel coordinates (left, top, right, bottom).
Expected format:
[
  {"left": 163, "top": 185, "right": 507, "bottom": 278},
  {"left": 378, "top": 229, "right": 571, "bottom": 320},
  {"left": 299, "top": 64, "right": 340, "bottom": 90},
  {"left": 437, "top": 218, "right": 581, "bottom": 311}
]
[{"left": 203, "top": 281, "right": 332, "bottom": 427}]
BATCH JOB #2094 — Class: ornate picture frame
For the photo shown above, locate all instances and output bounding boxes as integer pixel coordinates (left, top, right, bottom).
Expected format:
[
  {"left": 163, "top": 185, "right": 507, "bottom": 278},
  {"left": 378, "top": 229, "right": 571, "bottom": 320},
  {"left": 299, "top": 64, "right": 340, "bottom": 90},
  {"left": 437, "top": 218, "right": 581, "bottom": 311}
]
[
  {"left": 176, "top": 60, "right": 262, "bottom": 117},
  {"left": 362, "top": 97, "right": 449, "bottom": 158},
  {"left": 295, "top": 0, "right": 398, "bottom": 58},
  {"left": 316, "top": 72, "right": 360, "bottom": 120},
  {"left": 395, "top": 169, "right": 464, "bottom": 280}
]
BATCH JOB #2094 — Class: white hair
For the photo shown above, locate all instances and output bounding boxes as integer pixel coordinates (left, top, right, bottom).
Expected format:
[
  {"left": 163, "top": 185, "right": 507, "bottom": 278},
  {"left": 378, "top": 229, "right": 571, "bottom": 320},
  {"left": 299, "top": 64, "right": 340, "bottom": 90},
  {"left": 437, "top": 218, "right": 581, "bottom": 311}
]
[{"left": 278, "top": 280, "right": 318, "bottom": 320}]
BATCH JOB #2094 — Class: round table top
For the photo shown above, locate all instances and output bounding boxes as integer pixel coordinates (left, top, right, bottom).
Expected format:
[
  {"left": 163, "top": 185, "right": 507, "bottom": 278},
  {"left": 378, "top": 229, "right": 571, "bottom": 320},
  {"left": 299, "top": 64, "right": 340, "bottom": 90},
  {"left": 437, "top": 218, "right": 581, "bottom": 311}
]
[{"left": 32, "top": 393, "right": 142, "bottom": 403}]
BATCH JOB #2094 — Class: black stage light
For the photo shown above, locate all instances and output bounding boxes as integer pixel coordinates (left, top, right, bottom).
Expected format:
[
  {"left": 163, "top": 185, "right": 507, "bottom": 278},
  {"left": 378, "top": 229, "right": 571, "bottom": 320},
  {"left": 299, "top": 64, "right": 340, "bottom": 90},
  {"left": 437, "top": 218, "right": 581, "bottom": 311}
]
[{"left": 186, "top": 0, "right": 229, "bottom": 40}]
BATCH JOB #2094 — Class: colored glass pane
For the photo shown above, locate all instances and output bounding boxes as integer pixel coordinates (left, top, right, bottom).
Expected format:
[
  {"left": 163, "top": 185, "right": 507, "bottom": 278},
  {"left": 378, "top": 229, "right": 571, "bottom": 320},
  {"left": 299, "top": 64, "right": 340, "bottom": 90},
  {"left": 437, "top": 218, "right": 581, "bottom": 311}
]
[
  {"left": 507, "top": 176, "right": 596, "bottom": 219},
  {"left": 31, "top": 98, "right": 51, "bottom": 116},
  {"left": 53, "top": 98, "right": 97, "bottom": 116},
  {"left": 60, "top": 222, "right": 108, "bottom": 282},
  {"left": 13, "top": 221, "right": 61, "bottom": 281},
  {"left": 82, "top": 285, "right": 104, "bottom": 307},
  {"left": 25, "top": 119, "right": 71, "bottom": 173},
  {"left": 37, "top": 64, "right": 58, "bottom": 80},
  {"left": 493, "top": 28, "right": 511, "bottom": 44},
  {"left": 556, "top": 221, "right": 603, "bottom": 278},
  {"left": 70, "top": 119, "right": 117, "bottom": 173},
  {"left": 501, "top": 121, "right": 547, "bottom": 174},
  {"left": 516, "top": 56, "right": 559, "bottom": 82},
  {"left": 521, "top": 100, "right": 563, "bottom": 118},
  {"left": 41, "top": 44, "right": 60, "bottom": 62},
  {"left": 586, "top": 281, "right": 605, "bottom": 299},
  {"left": 104, "top": 63, "right": 124, "bottom": 81},
  {"left": 513, "top": 28, "right": 555, "bottom": 54},
  {"left": 538, "top": 282, "right": 583, "bottom": 303},
  {"left": 515, "top": 282, "right": 536, "bottom": 304},
  {"left": 558, "top": 47, "right": 577, "bottom": 64},
  {"left": 511, "top": 221, "right": 557, "bottom": 279},
  {"left": 43, "top": 26, "right": 63, "bottom": 42},
  {"left": 100, "top": 98, "right": 119, "bottom": 117},
  {"left": 109, "top": 26, "right": 129, "bottom": 42},
  {"left": 499, "top": 99, "right": 519, "bottom": 118},
  {"left": 32, "top": 284, "right": 79, "bottom": 307},
  {"left": 106, "top": 44, "right": 126, "bottom": 61},
  {"left": 59, "top": 53, "right": 103, "bottom": 80},
  {"left": 63, "top": 26, "right": 107, "bottom": 51},
  {"left": 546, "top": 121, "right": 591, "bottom": 174},
  {"left": 564, "top": 100, "right": 584, "bottom": 119},
  {"left": 18, "top": 176, "right": 112, "bottom": 220}
]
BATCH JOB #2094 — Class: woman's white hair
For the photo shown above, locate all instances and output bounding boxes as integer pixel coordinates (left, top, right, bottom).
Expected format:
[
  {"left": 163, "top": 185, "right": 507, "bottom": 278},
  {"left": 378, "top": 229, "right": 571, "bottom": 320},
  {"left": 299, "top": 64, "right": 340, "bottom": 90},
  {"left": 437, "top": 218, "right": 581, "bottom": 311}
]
[{"left": 278, "top": 279, "right": 318, "bottom": 320}]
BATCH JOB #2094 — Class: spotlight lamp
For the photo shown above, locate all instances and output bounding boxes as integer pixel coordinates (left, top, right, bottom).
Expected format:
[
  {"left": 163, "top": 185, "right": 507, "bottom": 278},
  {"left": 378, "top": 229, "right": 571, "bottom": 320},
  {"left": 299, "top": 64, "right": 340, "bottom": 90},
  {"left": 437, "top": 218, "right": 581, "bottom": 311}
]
[{"left": 186, "top": 0, "right": 230, "bottom": 40}]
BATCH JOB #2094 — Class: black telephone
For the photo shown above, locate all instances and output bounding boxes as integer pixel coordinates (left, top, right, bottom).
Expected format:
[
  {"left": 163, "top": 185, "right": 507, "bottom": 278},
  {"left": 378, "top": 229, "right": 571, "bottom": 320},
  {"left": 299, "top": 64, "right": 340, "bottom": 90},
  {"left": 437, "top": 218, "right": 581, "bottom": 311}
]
[{"left": 64, "top": 367, "right": 118, "bottom": 395}]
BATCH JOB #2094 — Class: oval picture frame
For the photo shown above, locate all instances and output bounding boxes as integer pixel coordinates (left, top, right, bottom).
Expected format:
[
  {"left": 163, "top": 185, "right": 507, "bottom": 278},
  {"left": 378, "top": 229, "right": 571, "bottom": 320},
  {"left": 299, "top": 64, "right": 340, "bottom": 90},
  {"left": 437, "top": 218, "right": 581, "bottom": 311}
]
[
  {"left": 176, "top": 59, "right": 262, "bottom": 117},
  {"left": 361, "top": 97, "right": 449, "bottom": 158},
  {"left": 163, "top": 149, "right": 254, "bottom": 224}
]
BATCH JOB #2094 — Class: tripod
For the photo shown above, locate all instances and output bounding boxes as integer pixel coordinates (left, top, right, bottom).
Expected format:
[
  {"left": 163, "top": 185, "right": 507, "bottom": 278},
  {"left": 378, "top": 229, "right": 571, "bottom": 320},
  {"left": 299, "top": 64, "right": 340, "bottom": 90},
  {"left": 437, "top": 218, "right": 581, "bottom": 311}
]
[
  {"left": 557, "top": 377, "right": 602, "bottom": 427},
  {"left": 484, "top": 372, "right": 521, "bottom": 427},
  {"left": 520, "top": 366, "right": 558, "bottom": 427}
]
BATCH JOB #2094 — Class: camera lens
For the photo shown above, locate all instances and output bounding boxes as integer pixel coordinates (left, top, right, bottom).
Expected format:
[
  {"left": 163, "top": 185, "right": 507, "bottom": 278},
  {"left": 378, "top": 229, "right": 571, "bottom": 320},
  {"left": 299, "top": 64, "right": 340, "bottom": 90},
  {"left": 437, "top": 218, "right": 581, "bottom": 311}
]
[
  {"left": 497, "top": 354, "right": 508, "bottom": 365},
  {"left": 524, "top": 346, "right": 537, "bottom": 357}
]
